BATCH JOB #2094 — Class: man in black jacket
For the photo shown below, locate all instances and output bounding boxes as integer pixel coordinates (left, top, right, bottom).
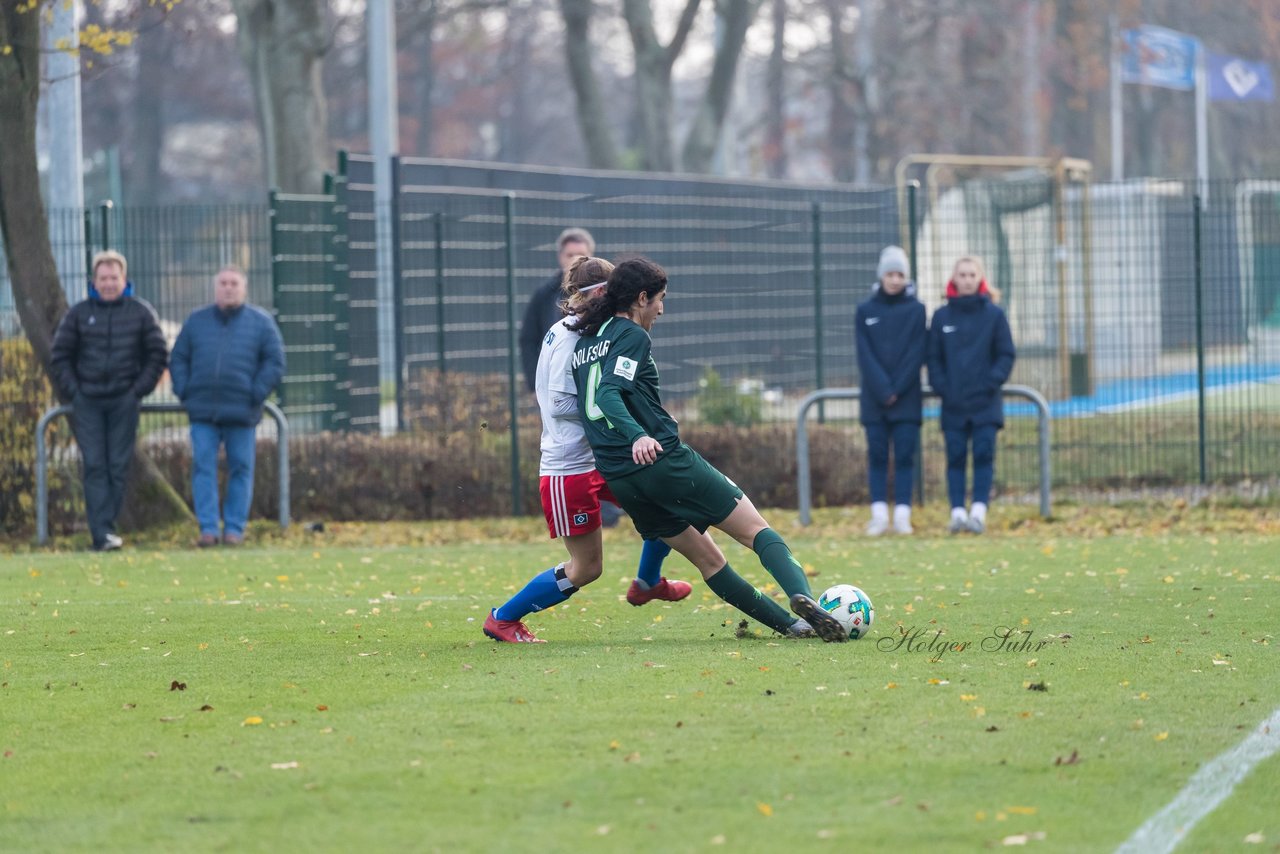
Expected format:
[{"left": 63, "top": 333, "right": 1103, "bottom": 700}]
[
  {"left": 517, "top": 227, "right": 622, "bottom": 526},
  {"left": 519, "top": 227, "right": 594, "bottom": 393},
  {"left": 50, "top": 251, "right": 169, "bottom": 551}
]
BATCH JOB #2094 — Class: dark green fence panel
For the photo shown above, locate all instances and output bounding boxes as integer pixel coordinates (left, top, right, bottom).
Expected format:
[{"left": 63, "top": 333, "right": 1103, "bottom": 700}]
[
  {"left": 270, "top": 192, "right": 343, "bottom": 432},
  {"left": 337, "top": 153, "right": 383, "bottom": 432}
]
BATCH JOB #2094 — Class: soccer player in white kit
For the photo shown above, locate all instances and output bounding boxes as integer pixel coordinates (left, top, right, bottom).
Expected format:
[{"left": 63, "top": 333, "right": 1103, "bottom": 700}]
[{"left": 484, "top": 256, "right": 691, "bottom": 643}]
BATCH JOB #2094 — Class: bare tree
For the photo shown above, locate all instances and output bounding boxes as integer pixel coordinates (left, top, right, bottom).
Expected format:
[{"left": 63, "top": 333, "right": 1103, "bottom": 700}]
[
  {"left": 1, "top": 4, "right": 191, "bottom": 529},
  {"left": 0, "top": 3, "right": 66, "bottom": 368},
  {"left": 681, "top": 0, "right": 763, "bottom": 172},
  {"left": 559, "top": 0, "right": 621, "bottom": 168},
  {"left": 762, "top": 0, "right": 787, "bottom": 178},
  {"left": 231, "top": 0, "right": 330, "bottom": 193},
  {"left": 621, "top": 0, "right": 702, "bottom": 170}
]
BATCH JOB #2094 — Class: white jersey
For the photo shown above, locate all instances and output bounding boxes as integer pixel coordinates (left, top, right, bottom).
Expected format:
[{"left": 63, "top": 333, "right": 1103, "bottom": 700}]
[{"left": 535, "top": 318, "right": 597, "bottom": 476}]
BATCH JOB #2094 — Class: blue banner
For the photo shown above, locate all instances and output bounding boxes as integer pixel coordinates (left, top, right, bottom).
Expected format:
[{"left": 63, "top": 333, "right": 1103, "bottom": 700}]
[
  {"left": 1207, "top": 52, "right": 1275, "bottom": 102},
  {"left": 1122, "top": 26, "right": 1200, "bottom": 91}
]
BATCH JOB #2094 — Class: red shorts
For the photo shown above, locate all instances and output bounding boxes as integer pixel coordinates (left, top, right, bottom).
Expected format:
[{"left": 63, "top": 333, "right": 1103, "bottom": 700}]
[{"left": 540, "top": 470, "right": 617, "bottom": 538}]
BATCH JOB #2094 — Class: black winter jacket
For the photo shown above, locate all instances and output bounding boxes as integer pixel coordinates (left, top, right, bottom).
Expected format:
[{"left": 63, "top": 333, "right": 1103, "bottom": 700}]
[
  {"left": 519, "top": 271, "right": 567, "bottom": 393},
  {"left": 855, "top": 283, "right": 927, "bottom": 424},
  {"left": 926, "top": 293, "right": 1016, "bottom": 429},
  {"left": 49, "top": 290, "right": 169, "bottom": 403}
]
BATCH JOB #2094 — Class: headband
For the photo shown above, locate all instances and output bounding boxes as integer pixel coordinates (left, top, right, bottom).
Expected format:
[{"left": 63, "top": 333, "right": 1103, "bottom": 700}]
[{"left": 578, "top": 281, "right": 608, "bottom": 293}]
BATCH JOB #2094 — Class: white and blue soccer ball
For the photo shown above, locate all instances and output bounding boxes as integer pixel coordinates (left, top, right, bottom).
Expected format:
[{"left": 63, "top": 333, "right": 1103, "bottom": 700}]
[{"left": 818, "top": 584, "right": 875, "bottom": 640}]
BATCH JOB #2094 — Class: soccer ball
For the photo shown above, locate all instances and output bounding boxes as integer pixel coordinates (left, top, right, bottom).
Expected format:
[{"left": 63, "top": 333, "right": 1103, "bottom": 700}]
[{"left": 818, "top": 584, "right": 875, "bottom": 640}]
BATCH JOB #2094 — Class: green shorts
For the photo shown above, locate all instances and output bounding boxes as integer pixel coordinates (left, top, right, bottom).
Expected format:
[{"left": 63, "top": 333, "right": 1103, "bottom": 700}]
[{"left": 605, "top": 443, "right": 745, "bottom": 540}]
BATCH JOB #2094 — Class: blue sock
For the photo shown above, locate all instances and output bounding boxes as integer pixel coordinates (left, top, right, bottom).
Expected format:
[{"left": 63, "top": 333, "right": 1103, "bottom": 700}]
[
  {"left": 494, "top": 564, "right": 577, "bottom": 621},
  {"left": 634, "top": 538, "right": 672, "bottom": 588}
]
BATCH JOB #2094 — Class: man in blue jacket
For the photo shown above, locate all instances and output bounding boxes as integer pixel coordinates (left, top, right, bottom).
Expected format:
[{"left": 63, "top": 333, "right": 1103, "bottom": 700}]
[{"left": 170, "top": 266, "right": 285, "bottom": 546}]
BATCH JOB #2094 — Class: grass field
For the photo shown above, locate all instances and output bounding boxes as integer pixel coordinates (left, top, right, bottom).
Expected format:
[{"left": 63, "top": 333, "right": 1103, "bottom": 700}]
[{"left": 3, "top": 507, "right": 1279, "bottom": 852}]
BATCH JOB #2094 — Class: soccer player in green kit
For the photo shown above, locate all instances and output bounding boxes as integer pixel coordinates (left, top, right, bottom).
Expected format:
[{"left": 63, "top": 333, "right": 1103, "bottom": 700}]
[{"left": 569, "top": 257, "right": 847, "bottom": 642}]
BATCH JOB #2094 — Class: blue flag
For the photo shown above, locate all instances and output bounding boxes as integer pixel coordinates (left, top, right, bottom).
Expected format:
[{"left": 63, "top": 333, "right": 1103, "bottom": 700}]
[
  {"left": 1122, "top": 26, "right": 1200, "bottom": 91},
  {"left": 1207, "top": 52, "right": 1275, "bottom": 102}
]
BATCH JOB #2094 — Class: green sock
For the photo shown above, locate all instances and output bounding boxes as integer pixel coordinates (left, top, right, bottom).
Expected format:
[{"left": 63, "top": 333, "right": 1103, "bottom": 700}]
[
  {"left": 705, "top": 562, "right": 796, "bottom": 634},
  {"left": 752, "top": 528, "right": 812, "bottom": 599}
]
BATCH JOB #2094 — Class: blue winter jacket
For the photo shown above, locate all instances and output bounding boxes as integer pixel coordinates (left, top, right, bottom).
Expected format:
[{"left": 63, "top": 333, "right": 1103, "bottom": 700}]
[
  {"left": 170, "top": 304, "right": 286, "bottom": 426},
  {"left": 927, "top": 294, "right": 1016, "bottom": 429},
  {"left": 855, "top": 283, "right": 927, "bottom": 424}
]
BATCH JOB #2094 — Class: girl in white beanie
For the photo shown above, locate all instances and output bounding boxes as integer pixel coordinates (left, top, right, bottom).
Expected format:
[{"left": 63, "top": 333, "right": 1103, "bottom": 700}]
[{"left": 855, "top": 246, "right": 927, "bottom": 535}]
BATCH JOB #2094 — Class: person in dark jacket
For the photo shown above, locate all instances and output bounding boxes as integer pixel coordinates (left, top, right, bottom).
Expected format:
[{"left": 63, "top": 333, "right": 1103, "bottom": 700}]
[
  {"left": 519, "top": 227, "right": 595, "bottom": 393},
  {"left": 926, "top": 255, "right": 1016, "bottom": 534},
  {"left": 170, "top": 265, "right": 285, "bottom": 546},
  {"left": 856, "top": 246, "right": 927, "bottom": 536},
  {"left": 49, "top": 251, "right": 169, "bottom": 551},
  {"left": 518, "top": 227, "right": 625, "bottom": 526}
]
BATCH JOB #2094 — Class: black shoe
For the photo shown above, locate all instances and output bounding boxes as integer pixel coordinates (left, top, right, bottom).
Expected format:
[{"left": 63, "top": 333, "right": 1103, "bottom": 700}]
[{"left": 789, "top": 593, "right": 848, "bottom": 643}]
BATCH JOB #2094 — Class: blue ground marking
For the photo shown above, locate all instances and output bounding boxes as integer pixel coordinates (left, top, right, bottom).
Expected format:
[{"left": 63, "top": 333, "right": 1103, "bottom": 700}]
[{"left": 921, "top": 363, "right": 1280, "bottom": 419}]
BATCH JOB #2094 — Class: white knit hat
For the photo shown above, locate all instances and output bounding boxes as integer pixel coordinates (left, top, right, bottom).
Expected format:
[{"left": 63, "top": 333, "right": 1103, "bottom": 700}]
[{"left": 876, "top": 245, "right": 910, "bottom": 280}]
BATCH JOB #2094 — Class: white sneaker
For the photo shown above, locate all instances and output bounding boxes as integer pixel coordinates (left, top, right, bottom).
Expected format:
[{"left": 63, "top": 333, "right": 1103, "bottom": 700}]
[
  {"left": 948, "top": 509, "right": 969, "bottom": 534},
  {"left": 98, "top": 533, "right": 123, "bottom": 552},
  {"left": 892, "top": 505, "right": 913, "bottom": 535},
  {"left": 968, "top": 502, "right": 987, "bottom": 534},
  {"left": 866, "top": 502, "right": 889, "bottom": 536}
]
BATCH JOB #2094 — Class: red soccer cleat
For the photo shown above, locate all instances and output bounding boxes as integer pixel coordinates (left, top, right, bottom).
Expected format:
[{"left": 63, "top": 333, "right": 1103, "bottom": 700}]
[
  {"left": 483, "top": 611, "right": 546, "bottom": 643},
  {"left": 626, "top": 577, "right": 693, "bottom": 607}
]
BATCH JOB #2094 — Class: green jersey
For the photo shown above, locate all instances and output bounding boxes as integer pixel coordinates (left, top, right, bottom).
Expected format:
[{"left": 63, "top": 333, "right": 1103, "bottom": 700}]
[{"left": 572, "top": 316, "right": 680, "bottom": 479}]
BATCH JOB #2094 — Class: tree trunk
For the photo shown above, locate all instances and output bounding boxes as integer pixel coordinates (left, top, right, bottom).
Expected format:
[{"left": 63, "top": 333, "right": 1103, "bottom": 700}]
[
  {"left": 130, "top": 7, "right": 173, "bottom": 205},
  {"left": 623, "top": 0, "right": 699, "bottom": 171},
  {"left": 681, "top": 0, "right": 761, "bottom": 173},
  {"left": 1, "top": 4, "right": 68, "bottom": 369},
  {"left": 763, "top": 0, "right": 787, "bottom": 179},
  {"left": 559, "top": 0, "right": 621, "bottom": 169},
  {"left": 232, "top": 0, "right": 330, "bottom": 193},
  {"left": 1, "top": 5, "right": 191, "bottom": 532},
  {"left": 825, "top": 0, "right": 857, "bottom": 182},
  {"left": 413, "top": 6, "right": 438, "bottom": 156}
]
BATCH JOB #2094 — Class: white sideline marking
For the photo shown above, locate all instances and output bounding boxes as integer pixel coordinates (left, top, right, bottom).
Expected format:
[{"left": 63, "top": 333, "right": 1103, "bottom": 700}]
[{"left": 1115, "top": 706, "right": 1280, "bottom": 854}]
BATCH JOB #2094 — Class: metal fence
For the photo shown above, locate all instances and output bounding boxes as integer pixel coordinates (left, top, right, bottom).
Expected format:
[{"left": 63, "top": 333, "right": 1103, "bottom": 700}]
[{"left": 4, "top": 158, "right": 1280, "bottom": 530}]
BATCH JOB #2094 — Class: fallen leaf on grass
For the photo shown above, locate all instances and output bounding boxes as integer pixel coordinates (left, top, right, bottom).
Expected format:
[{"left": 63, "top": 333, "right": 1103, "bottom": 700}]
[
  {"left": 1054, "top": 750, "right": 1080, "bottom": 766},
  {"left": 270, "top": 761, "right": 299, "bottom": 770},
  {"left": 1007, "top": 806, "right": 1038, "bottom": 815},
  {"left": 1002, "top": 831, "right": 1047, "bottom": 845},
  {"left": 1154, "top": 732, "right": 1169, "bottom": 741},
  {"left": 242, "top": 716, "right": 263, "bottom": 726},
  {"left": 198, "top": 705, "right": 214, "bottom": 712},
  {"left": 756, "top": 803, "right": 773, "bottom": 817},
  {"left": 169, "top": 680, "right": 186, "bottom": 692},
  {"left": 1244, "top": 832, "right": 1265, "bottom": 844},
  {"left": 1026, "top": 681, "right": 1048, "bottom": 692}
]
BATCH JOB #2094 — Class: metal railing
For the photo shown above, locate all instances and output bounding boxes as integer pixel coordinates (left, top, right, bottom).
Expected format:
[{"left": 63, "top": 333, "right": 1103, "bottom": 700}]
[
  {"left": 795, "top": 385, "right": 1052, "bottom": 524},
  {"left": 35, "top": 401, "right": 291, "bottom": 545}
]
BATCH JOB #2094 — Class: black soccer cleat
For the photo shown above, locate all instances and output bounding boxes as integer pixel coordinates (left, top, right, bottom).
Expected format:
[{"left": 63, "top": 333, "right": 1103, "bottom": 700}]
[{"left": 789, "top": 593, "right": 849, "bottom": 643}]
